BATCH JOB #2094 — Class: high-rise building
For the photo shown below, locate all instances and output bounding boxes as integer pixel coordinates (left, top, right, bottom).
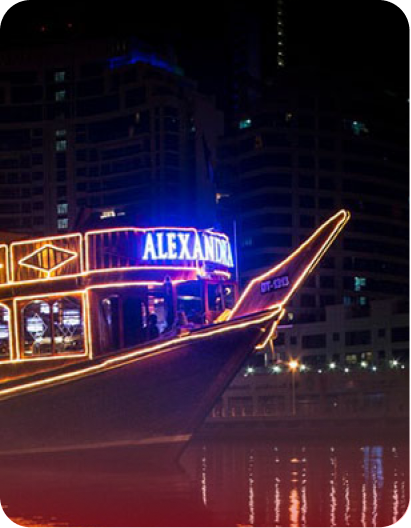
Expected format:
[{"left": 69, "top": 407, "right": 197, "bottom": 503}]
[
  {"left": 227, "top": 0, "right": 288, "bottom": 115},
  {"left": 0, "top": 37, "right": 223, "bottom": 234},
  {"left": 216, "top": 73, "right": 408, "bottom": 365}
]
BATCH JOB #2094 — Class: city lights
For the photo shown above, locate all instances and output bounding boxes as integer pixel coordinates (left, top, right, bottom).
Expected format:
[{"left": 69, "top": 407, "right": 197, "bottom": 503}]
[
  {"left": 0, "top": 10, "right": 407, "bottom": 527},
  {"left": 288, "top": 359, "right": 299, "bottom": 371}
]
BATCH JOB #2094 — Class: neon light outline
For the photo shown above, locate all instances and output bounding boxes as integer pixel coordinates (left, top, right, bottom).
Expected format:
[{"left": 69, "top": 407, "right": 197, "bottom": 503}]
[
  {"left": 0, "top": 245, "right": 9, "bottom": 284},
  {"left": 255, "top": 308, "right": 286, "bottom": 350},
  {"left": 3, "top": 280, "right": 188, "bottom": 364},
  {"left": 11, "top": 233, "right": 83, "bottom": 283},
  {"left": 85, "top": 226, "right": 232, "bottom": 272},
  {"left": 0, "top": 227, "right": 232, "bottom": 288},
  {"left": 0, "top": 266, "right": 198, "bottom": 290},
  {"left": 18, "top": 244, "right": 79, "bottom": 279},
  {"left": 13, "top": 290, "right": 88, "bottom": 362},
  {"left": 0, "top": 212, "right": 350, "bottom": 367},
  {"left": 0, "top": 302, "right": 12, "bottom": 361},
  {"left": 228, "top": 209, "right": 350, "bottom": 319},
  {"left": 0, "top": 308, "right": 281, "bottom": 400}
]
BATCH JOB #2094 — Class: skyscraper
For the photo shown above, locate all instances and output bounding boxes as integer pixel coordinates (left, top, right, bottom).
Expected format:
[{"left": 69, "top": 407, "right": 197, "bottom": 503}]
[
  {"left": 228, "top": 0, "right": 288, "bottom": 115},
  {"left": 217, "top": 72, "right": 408, "bottom": 364},
  {"left": 0, "top": 37, "right": 223, "bottom": 234}
]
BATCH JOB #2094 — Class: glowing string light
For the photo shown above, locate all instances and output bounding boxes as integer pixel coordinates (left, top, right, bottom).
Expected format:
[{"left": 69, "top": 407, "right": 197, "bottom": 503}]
[
  {"left": 0, "top": 309, "right": 280, "bottom": 400},
  {"left": 228, "top": 210, "right": 350, "bottom": 319}
]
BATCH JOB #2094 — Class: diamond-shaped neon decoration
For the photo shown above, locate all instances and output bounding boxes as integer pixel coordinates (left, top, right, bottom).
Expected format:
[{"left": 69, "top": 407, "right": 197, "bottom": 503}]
[{"left": 19, "top": 244, "right": 78, "bottom": 278}]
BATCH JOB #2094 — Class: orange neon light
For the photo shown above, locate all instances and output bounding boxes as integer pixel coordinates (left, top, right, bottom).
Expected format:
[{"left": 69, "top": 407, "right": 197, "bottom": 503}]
[
  {"left": 212, "top": 270, "right": 232, "bottom": 278},
  {"left": 0, "top": 302, "right": 12, "bottom": 362},
  {"left": 0, "top": 309, "right": 281, "bottom": 400},
  {"left": 4, "top": 280, "right": 190, "bottom": 363},
  {"left": 0, "top": 268, "right": 194, "bottom": 291},
  {"left": 12, "top": 290, "right": 88, "bottom": 362},
  {"left": 85, "top": 265, "right": 198, "bottom": 275},
  {"left": 255, "top": 307, "right": 286, "bottom": 349},
  {"left": 10, "top": 233, "right": 83, "bottom": 283},
  {"left": 0, "top": 213, "right": 349, "bottom": 365},
  {"left": 18, "top": 244, "right": 79, "bottom": 278},
  {"left": 86, "top": 280, "right": 186, "bottom": 291},
  {"left": 0, "top": 244, "right": 9, "bottom": 283},
  {"left": 0, "top": 226, "right": 233, "bottom": 288},
  {"left": 229, "top": 209, "right": 350, "bottom": 320}
]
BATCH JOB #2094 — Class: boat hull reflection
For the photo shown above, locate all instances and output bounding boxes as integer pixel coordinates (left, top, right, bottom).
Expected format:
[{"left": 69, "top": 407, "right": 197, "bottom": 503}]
[{"left": 1, "top": 436, "right": 408, "bottom": 527}]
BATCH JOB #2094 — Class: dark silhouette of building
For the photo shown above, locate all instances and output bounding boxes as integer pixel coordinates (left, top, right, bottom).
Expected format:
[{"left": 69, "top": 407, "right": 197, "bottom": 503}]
[
  {"left": 0, "top": 37, "right": 223, "bottom": 234},
  {"left": 217, "top": 72, "right": 408, "bottom": 365},
  {"left": 228, "top": 0, "right": 288, "bottom": 114}
]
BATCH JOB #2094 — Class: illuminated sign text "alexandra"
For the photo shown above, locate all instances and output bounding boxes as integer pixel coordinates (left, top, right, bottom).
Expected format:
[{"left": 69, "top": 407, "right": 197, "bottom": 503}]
[{"left": 142, "top": 230, "right": 234, "bottom": 268}]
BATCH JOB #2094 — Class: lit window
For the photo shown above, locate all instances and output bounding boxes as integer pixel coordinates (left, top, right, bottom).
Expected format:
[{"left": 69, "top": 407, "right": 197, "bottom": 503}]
[
  {"left": 277, "top": 59, "right": 285, "bottom": 67},
  {"left": 239, "top": 118, "right": 252, "bottom": 130},
  {"left": 54, "top": 71, "right": 66, "bottom": 82},
  {"left": 354, "top": 276, "right": 367, "bottom": 292},
  {"left": 285, "top": 112, "right": 293, "bottom": 122},
  {"left": 0, "top": 305, "right": 10, "bottom": 359},
  {"left": 55, "top": 129, "right": 66, "bottom": 138},
  {"left": 100, "top": 210, "right": 116, "bottom": 219},
  {"left": 22, "top": 297, "right": 84, "bottom": 358},
  {"left": 351, "top": 120, "right": 369, "bottom": 136},
  {"left": 57, "top": 218, "right": 68, "bottom": 230},
  {"left": 55, "top": 90, "right": 66, "bottom": 102},
  {"left": 359, "top": 296, "right": 368, "bottom": 306},
  {"left": 344, "top": 119, "right": 369, "bottom": 136},
  {"left": 57, "top": 203, "right": 68, "bottom": 215},
  {"left": 56, "top": 140, "right": 67, "bottom": 152}
]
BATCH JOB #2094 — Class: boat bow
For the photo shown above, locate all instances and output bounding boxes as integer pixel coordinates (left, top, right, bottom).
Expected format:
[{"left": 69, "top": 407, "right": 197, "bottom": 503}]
[{"left": 229, "top": 209, "right": 350, "bottom": 320}]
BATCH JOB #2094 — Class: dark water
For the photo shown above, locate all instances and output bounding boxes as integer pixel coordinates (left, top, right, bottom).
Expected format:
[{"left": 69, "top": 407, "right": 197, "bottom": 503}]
[{"left": 0, "top": 435, "right": 409, "bottom": 527}]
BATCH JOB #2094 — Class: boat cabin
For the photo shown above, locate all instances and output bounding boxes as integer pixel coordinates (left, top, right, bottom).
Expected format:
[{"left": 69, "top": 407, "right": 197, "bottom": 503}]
[{"left": 0, "top": 227, "right": 237, "bottom": 365}]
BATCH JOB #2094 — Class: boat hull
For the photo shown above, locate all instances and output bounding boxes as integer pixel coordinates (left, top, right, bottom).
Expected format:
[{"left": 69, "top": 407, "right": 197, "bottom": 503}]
[{"left": 0, "top": 313, "right": 274, "bottom": 466}]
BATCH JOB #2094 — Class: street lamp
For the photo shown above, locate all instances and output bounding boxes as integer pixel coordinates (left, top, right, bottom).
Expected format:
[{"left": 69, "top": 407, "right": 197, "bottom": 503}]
[{"left": 288, "top": 359, "right": 299, "bottom": 416}]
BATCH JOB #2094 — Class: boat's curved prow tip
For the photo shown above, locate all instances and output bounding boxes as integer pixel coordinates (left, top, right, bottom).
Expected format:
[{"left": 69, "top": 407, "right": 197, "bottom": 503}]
[{"left": 229, "top": 209, "right": 351, "bottom": 321}]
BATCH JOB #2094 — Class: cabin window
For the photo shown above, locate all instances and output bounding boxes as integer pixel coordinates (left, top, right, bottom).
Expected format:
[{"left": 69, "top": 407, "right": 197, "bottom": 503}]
[
  {"left": 222, "top": 284, "right": 235, "bottom": 309},
  {"left": 176, "top": 281, "right": 203, "bottom": 323},
  {"left": 0, "top": 305, "right": 10, "bottom": 359},
  {"left": 208, "top": 284, "right": 223, "bottom": 312},
  {"left": 100, "top": 296, "right": 120, "bottom": 351},
  {"left": 52, "top": 297, "right": 84, "bottom": 354},
  {"left": 21, "top": 296, "right": 84, "bottom": 358},
  {"left": 148, "top": 294, "right": 167, "bottom": 333},
  {"left": 122, "top": 297, "right": 147, "bottom": 348}
]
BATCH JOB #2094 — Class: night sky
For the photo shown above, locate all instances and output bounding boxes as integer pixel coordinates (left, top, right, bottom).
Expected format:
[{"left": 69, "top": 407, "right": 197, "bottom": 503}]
[{"left": 0, "top": 0, "right": 408, "bottom": 99}]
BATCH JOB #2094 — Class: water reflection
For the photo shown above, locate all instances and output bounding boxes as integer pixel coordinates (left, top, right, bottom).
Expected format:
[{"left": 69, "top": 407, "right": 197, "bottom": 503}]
[{"left": 0, "top": 437, "right": 408, "bottom": 526}]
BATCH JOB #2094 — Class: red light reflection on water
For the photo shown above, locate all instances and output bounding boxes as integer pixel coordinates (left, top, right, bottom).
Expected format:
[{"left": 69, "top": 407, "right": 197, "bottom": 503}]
[{"left": 0, "top": 437, "right": 409, "bottom": 527}]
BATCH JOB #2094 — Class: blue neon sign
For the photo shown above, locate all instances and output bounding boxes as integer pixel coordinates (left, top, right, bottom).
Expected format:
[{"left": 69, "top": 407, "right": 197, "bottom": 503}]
[{"left": 142, "top": 230, "right": 234, "bottom": 268}]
